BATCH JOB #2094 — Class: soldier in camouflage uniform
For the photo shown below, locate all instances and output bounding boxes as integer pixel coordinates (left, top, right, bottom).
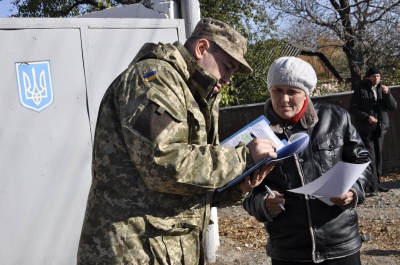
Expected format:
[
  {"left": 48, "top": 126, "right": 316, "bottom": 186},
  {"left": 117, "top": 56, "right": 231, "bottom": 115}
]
[{"left": 77, "top": 18, "right": 277, "bottom": 265}]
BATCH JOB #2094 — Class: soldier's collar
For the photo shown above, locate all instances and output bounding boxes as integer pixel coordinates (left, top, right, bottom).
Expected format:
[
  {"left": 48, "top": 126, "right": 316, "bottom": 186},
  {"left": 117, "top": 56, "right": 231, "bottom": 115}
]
[{"left": 174, "top": 42, "right": 218, "bottom": 101}]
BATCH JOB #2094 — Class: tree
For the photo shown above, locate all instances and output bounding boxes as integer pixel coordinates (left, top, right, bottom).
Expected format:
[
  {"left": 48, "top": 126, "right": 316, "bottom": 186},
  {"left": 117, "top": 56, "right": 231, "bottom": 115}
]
[
  {"left": 220, "top": 39, "right": 283, "bottom": 106},
  {"left": 199, "top": 0, "right": 278, "bottom": 106},
  {"left": 10, "top": 0, "right": 142, "bottom": 17},
  {"left": 268, "top": 0, "right": 400, "bottom": 89}
]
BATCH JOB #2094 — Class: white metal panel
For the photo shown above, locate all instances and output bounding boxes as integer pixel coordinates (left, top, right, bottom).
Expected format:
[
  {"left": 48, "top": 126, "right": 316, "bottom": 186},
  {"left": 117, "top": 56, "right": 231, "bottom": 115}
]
[
  {"left": 0, "top": 17, "right": 185, "bottom": 265},
  {"left": 82, "top": 26, "right": 184, "bottom": 135},
  {"left": 0, "top": 28, "right": 92, "bottom": 265}
]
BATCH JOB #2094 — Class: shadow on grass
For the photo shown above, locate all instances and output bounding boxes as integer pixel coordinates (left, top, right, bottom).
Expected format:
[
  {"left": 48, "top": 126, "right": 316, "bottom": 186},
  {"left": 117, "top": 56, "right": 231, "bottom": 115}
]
[{"left": 380, "top": 180, "right": 400, "bottom": 190}]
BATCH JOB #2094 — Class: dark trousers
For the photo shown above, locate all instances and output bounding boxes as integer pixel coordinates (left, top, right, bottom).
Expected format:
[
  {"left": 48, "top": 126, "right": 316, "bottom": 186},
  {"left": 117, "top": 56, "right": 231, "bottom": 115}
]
[
  {"left": 271, "top": 251, "right": 361, "bottom": 265},
  {"left": 361, "top": 131, "right": 384, "bottom": 192}
]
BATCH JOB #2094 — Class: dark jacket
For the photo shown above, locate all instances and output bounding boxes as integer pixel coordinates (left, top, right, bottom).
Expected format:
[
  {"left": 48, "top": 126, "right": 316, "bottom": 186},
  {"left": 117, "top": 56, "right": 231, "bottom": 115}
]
[
  {"left": 349, "top": 80, "right": 397, "bottom": 137},
  {"left": 243, "top": 99, "right": 372, "bottom": 263}
]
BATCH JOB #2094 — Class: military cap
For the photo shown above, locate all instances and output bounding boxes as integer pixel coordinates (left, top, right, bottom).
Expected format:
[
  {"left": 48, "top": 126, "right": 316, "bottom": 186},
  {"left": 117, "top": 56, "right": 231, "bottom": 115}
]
[{"left": 190, "top": 17, "right": 253, "bottom": 75}]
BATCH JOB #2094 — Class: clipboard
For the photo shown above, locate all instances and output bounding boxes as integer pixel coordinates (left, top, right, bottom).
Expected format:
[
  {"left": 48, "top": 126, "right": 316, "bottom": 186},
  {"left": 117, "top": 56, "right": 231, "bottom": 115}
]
[{"left": 217, "top": 122, "right": 309, "bottom": 192}]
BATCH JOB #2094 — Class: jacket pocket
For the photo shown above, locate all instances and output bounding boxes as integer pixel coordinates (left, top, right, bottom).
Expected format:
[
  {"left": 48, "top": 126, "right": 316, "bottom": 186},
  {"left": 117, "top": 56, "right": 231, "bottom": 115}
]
[
  {"left": 314, "top": 136, "right": 344, "bottom": 172},
  {"left": 145, "top": 214, "right": 201, "bottom": 236},
  {"left": 118, "top": 215, "right": 202, "bottom": 264},
  {"left": 113, "top": 217, "right": 151, "bottom": 264},
  {"left": 145, "top": 215, "right": 202, "bottom": 264}
]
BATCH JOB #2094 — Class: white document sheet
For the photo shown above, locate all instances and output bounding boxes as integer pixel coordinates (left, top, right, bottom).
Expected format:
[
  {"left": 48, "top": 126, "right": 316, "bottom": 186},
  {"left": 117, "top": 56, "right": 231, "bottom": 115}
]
[
  {"left": 220, "top": 115, "right": 285, "bottom": 149},
  {"left": 288, "top": 161, "right": 370, "bottom": 205}
]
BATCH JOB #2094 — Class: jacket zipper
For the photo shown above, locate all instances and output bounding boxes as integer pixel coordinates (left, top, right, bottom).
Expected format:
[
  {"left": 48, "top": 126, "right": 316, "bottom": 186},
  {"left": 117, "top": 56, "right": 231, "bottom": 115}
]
[{"left": 284, "top": 125, "right": 319, "bottom": 263}]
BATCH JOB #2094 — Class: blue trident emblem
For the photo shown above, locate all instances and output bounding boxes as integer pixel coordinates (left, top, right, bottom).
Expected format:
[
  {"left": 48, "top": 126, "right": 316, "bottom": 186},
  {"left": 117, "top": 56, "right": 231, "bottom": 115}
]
[{"left": 16, "top": 61, "right": 54, "bottom": 112}]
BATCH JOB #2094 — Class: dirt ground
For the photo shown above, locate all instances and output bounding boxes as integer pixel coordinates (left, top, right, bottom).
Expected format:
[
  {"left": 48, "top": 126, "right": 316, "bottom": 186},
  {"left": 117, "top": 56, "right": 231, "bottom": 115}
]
[{"left": 212, "top": 168, "right": 400, "bottom": 265}]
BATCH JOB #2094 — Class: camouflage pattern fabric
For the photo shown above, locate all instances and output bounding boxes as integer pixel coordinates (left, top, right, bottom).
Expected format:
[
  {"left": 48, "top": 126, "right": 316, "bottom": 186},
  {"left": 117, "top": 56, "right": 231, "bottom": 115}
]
[
  {"left": 77, "top": 42, "right": 252, "bottom": 264},
  {"left": 190, "top": 18, "right": 252, "bottom": 75}
]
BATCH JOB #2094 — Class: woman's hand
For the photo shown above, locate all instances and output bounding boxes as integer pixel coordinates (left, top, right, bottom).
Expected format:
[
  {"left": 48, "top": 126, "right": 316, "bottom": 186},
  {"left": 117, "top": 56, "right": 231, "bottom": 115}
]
[
  {"left": 330, "top": 191, "right": 355, "bottom": 206},
  {"left": 264, "top": 190, "right": 285, "bottom": 217}
]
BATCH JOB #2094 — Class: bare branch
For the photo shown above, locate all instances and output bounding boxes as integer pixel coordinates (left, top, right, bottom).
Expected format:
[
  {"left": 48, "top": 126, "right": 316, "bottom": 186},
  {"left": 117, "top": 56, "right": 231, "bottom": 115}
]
[{"left": 270, "top": 0, "right": 400, "bottom": 88}]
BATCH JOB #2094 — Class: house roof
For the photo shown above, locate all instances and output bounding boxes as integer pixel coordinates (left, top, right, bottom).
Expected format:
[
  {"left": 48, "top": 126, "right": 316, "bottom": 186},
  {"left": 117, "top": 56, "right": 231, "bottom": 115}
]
[{"left": 269, "top": 40, "right": 344, "bottom": 82}]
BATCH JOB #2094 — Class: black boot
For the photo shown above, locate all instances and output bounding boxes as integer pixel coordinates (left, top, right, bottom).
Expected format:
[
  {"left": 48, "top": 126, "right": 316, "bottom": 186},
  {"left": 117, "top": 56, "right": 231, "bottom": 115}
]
[
  {"left": 378, "top": 185, "right": 389, "bottom": 192},
  {"left": 368, "top": 186, "right": 378, "bottom": 196}
]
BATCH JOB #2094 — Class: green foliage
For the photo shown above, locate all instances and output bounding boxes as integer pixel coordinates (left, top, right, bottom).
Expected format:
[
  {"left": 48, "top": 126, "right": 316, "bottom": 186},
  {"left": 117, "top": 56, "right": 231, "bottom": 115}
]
[
  {"left": 10, "top": 0, "right": 141, "bottom": 17},
  {"left": 382, "top": 65, "right": 400, "bottom": 86},
  {"left": 199, "top": 0, "right": 279, "bottom": 106},
  {"left": 199, "top": 0, "right": 275, "bottom": 42},
  {"left": 218, "top": 39, "right": 284, "bottom": 106},
  {"left": 11, "top": 0, "right": 94, "bottom": 17},
  {"left": 219, "top": 85, "right": 236, "bottom": 106}
]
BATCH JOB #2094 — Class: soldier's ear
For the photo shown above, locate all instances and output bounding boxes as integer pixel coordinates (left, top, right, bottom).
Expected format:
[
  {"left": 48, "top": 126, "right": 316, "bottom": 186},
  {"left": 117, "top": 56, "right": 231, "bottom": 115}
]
[{"left": 193, "top": 39, "right": 211, "bottom": 60}]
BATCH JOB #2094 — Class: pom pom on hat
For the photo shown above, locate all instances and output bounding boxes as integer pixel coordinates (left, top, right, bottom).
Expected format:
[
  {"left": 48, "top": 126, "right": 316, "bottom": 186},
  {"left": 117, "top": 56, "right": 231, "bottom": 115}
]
[{"left": 267, "top": 57, "right": 317, "bottom": 96}]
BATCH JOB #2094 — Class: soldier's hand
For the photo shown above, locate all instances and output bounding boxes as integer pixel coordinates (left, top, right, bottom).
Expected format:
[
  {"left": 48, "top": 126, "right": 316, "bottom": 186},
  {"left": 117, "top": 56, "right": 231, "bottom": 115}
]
[
  {"left": 247, "top": 138, "right": 277, "bottom": 164},
  {"left": 239, "top": 162, "right": 277, "bottom": 194}
]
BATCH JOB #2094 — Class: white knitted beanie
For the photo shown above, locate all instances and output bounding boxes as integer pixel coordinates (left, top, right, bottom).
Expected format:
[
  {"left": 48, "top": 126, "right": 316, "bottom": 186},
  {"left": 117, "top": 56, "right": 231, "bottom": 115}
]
[{"left": 267, "top": 56, "right": 317, "bottom": 96}]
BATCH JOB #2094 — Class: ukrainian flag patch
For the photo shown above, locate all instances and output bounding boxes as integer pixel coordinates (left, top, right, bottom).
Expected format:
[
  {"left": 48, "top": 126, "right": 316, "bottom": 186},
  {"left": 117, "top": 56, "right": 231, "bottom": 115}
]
[{"left": 144, "top": 70, "right": 158, "bottom": 82}]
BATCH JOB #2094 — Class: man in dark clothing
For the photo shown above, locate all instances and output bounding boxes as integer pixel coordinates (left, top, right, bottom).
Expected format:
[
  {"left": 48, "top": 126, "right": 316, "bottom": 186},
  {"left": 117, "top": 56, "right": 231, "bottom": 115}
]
[{"left": 350, "top": 66, "right": 397, "bottom": 195}]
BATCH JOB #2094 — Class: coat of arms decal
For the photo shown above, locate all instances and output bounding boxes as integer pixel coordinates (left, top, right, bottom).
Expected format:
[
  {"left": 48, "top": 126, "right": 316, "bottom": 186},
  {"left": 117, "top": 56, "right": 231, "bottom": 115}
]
[{"left": 16, "top": 61, "right": 54, "bottom": 112}]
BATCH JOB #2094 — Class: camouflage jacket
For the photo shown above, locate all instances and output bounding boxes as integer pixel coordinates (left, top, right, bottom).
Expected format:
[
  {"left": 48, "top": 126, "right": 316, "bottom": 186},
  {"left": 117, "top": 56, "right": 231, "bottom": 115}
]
[{"left": 77, "top": 42, "right": 253, "bottom": 264}]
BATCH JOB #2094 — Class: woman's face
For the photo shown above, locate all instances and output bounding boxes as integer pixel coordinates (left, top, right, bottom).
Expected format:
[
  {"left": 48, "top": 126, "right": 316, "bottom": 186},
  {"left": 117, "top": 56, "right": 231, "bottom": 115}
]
[{"left": 270, "top": 85, "right": 307, "bottom": 120}]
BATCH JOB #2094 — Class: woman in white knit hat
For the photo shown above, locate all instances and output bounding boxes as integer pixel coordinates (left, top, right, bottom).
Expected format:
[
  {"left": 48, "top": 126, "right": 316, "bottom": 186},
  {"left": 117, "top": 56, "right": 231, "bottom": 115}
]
[{"left": 243, "top": 57, "right": 372, "bottom": 265}]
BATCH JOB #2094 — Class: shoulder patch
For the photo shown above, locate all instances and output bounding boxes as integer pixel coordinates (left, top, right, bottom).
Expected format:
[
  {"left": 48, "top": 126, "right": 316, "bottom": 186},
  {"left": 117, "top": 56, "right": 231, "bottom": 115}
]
[{"left": 144, "top": 70, "right": 157, "bottom": 82}]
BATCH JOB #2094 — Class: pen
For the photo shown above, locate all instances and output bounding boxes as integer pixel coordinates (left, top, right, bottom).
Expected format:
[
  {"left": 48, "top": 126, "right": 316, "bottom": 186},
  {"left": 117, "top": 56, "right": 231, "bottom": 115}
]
[{"left": 265, "top": 185, "right": 285, "bottom": 211}]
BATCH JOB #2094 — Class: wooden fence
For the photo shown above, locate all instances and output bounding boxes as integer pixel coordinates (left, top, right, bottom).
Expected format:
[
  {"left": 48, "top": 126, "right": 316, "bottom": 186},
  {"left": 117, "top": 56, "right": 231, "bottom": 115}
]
[{"left": 219, "top": 86, "right": 400, "bottom": 168}]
